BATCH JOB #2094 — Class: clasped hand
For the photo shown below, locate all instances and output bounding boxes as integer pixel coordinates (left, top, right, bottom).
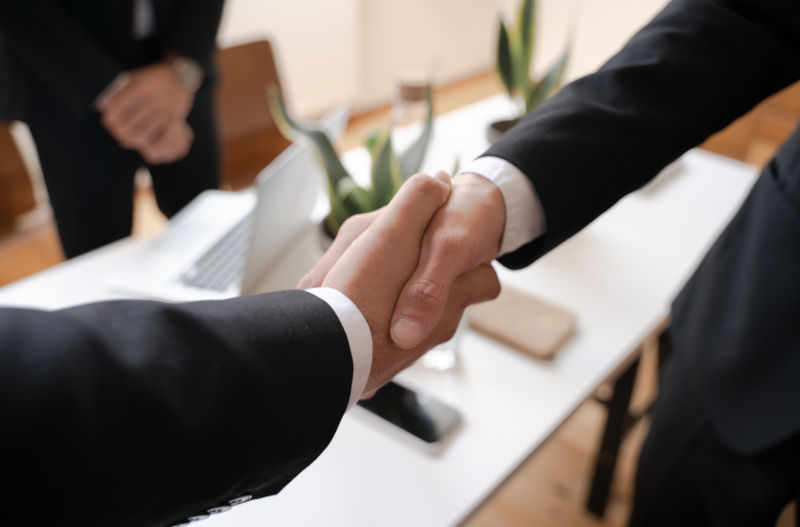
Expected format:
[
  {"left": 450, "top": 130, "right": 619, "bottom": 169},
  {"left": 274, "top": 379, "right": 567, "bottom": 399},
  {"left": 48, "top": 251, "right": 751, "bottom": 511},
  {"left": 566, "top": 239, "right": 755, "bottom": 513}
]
[
  {"left": 97, "top": 62, "right": 195, "bottom": 165},
  {"left": 310, "top": 171, "right": 507, "bottom": 396}
]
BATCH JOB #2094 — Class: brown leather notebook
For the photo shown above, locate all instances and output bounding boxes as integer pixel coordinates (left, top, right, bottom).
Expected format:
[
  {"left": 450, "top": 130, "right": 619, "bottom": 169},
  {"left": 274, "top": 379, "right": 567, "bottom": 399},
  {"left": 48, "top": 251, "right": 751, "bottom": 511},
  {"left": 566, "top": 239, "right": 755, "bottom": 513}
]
[{"left": 469, "top": 286, "right": 576, "bottom": 360}]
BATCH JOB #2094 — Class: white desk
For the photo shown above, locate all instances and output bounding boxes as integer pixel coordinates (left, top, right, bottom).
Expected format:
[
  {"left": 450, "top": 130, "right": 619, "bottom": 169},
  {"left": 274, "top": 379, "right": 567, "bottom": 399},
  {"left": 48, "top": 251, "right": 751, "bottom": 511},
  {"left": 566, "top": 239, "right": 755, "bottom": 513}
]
[{"left": 0, "top": 96, "right": 758, "bottom": 526}]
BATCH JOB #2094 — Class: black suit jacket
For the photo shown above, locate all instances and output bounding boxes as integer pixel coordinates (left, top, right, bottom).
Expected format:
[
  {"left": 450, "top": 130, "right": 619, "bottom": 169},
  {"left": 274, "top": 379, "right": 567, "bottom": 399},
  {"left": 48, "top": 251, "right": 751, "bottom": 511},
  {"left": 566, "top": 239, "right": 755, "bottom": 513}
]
[
  {"left": 486, "top": 0, "right": 800, "bottom": 453},
  {"left": 0, "top": 0, "right": 223, "bottom": 120},
  {"left": 0, "top": 290, "right": 353, "bottom": 526}
]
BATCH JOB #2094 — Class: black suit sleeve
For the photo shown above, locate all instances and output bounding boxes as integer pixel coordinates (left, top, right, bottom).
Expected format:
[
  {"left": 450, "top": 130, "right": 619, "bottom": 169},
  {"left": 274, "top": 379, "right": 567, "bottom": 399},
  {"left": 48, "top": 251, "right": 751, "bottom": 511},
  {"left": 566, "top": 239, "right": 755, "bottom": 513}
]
[
  {"left": 160, "top": 0, "right": 225, "bottom": 74},
  {"left": 0, "top": 290, "right": 354, "bottom": 527},
  {"left": 486, "top": 0, "right": 800, "bottom": 269},
  {"left": 0, "top": 1, "right": 124, "bottom": 114}
]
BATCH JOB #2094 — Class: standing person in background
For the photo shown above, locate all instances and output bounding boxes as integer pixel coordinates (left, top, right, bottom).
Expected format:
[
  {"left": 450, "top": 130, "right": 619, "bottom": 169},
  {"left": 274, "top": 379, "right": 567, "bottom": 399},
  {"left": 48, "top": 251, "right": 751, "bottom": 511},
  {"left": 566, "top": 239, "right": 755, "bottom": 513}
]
[{"left": 0, "top": 0, "right": 224, "bottom": 258}]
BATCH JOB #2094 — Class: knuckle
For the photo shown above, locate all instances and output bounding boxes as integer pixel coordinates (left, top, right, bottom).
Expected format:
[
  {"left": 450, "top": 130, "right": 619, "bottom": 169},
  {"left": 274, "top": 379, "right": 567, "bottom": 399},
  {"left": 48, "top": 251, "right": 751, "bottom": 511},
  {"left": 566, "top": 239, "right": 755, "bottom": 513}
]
[
  {"left": 404, "top": 279, "right": 445, "bottom": 312},
  {"left": 434, "top": 233, "right": 463, "bottom": 258},
  {"left": 340, "top": 212, "right": 372, "bottom": 236},
  {"left": 406, "top": 173, "right": 444, "bottom": 201},
  {"left": 444, "top": 226, "right": 485, "bottom": 267},
  {"left": 340, "top": 213, "right": 362, "bottom": 230}
]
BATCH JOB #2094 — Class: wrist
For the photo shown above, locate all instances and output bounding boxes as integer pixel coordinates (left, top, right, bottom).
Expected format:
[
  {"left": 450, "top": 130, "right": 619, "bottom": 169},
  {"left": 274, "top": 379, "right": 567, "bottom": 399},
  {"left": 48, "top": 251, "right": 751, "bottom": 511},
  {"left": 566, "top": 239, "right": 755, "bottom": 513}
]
[
  {"left": 455, "top": 171, "right": 503, "bottom": 194},
  {"left": 454, "top": 172, "right": 507, "bottom": 257},
  {"left": 306, "top": 287, "right": 372, "bottom": 409},
  {"left": 458, "top": 157, "right": 546, "bottom": 255}
]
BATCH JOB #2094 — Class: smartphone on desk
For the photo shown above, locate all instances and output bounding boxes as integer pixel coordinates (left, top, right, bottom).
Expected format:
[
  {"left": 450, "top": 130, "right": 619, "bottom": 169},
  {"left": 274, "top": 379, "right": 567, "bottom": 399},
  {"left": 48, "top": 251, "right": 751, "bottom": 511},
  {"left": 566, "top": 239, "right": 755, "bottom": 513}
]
[{"left": 355, "top": 381, "right": 462, "bottom": 454}]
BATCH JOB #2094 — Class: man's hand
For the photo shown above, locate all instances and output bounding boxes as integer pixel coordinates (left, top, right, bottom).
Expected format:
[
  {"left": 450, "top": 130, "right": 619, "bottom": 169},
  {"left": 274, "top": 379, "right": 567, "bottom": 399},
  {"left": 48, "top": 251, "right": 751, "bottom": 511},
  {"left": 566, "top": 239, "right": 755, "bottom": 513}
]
[
  {"left": 301, "top": 172, "right": 507, "bottom": 355},
  {"left": 137, "top": 120, "right": 194, "bottom": 166},
  {"left": 389, "top": 173, "right": 506, "bottom": 348},
  {"left": 320, "top": 173, "right": 501, "bottom": 396},
  {"left": 98, "top": 62, "right": 195, "bottom": 163}
]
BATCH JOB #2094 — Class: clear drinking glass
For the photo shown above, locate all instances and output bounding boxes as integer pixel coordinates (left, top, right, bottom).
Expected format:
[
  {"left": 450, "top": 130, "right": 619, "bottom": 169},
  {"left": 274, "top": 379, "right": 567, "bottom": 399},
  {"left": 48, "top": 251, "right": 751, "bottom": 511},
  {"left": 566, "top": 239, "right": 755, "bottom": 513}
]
[
  {"left": 390, "top": 79, "right": 432, "bottom": 128},
  {"left": 422, "top": 309, "right": 469, "bottom": 371}
]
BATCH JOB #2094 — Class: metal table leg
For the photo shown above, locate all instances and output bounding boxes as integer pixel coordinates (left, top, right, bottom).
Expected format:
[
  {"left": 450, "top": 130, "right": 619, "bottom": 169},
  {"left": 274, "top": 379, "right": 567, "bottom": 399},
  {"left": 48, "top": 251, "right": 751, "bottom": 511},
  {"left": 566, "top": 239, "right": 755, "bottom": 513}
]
[{"left": 586, "top": 354, "right": 640, "bottom": 518}]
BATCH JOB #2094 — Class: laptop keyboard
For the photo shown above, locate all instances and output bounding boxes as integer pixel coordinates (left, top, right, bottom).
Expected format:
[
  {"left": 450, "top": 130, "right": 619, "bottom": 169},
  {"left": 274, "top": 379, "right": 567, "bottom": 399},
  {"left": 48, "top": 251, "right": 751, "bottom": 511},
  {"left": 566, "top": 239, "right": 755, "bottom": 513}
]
[{"left": 179, "top": 212, "right": 254, "bottom": 292}]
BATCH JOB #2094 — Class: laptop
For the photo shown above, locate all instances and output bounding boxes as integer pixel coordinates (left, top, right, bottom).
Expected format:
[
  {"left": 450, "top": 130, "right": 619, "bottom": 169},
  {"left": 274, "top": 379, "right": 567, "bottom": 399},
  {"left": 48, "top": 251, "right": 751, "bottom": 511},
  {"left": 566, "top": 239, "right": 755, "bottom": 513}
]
[{"left": 106, "top": 106, "right": 349, "bottom": 302}]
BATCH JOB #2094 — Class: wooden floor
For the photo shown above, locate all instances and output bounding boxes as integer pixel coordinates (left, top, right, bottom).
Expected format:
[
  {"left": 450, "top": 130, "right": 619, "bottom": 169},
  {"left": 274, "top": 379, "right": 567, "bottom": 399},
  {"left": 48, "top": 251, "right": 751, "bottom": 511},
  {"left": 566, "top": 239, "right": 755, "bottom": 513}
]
[{"left": 1, "top": 71, "right": 798, "bottom": 527}]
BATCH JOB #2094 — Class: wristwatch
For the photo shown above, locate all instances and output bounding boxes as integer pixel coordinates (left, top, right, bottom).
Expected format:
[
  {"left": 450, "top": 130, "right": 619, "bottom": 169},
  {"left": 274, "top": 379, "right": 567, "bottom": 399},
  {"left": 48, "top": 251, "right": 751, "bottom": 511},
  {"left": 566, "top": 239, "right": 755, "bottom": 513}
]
[{"left": 169, "top": 56, "right": 204, "bottom": 92}]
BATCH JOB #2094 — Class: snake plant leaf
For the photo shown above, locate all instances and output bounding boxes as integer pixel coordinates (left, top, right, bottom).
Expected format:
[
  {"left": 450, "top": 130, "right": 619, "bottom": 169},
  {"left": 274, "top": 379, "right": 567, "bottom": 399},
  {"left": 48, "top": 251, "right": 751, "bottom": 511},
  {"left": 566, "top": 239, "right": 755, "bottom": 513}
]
[
  {"left": 325, "top": 211, "right": 343, "bottom": 239},
  {"left": 398, "top": 85, "right": 434, "bottom": 180},
  {"left": 515, "top": 0, "right": 536, "bottom": 104},
  {"left": 364, "top": 130, "right": 381, "bottom": 161},
  {"left": 509, "top": 29, "right": 528, "bottom": 103},
  {"left": 517, "top": 0, "right": 535, "bottom": 85},
  {"left": 267, "top": 85, "right": 353, "bottom": 190},
  {"left": 496, "top": 19, "right": 515, "bottom": 97},
  {"left": 525, "top": 45, "right": 570, "bottom": 114},
  {"left": 371, "top": 130, "right": 403, "bottom": 207},
  {"left": 336, "top": 178, "right": 374, "bottom": 216},
  {"left": 326, "top": 177, "right": 351, "bottom": 236},
  {"left": 517, "top": 0, "right": 535, "bottom": 69}
]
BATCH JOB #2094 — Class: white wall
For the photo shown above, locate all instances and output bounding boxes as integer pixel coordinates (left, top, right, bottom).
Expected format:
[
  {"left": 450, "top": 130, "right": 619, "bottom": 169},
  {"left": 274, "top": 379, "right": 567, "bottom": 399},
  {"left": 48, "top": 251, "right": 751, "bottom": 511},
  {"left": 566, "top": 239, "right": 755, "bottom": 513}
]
[
  {"left": 217, "top": 0, "right": 360, "bottom": 118},
  {"left": 219, "top": 0, "right": 669, "bottom": 117},
  {"left": 551, "top": 0, "right": 669, "bottom": 80},
  {"left": 356, "top": 0, "right": 517, "bottom": 110}
]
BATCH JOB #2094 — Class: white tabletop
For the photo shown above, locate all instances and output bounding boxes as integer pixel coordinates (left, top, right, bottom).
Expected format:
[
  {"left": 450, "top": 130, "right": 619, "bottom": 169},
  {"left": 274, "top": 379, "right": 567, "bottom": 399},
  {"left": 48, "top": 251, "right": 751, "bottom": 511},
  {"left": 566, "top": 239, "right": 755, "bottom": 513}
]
[{"left": 0, "top": 96, "right": 758, "bottom": 527}]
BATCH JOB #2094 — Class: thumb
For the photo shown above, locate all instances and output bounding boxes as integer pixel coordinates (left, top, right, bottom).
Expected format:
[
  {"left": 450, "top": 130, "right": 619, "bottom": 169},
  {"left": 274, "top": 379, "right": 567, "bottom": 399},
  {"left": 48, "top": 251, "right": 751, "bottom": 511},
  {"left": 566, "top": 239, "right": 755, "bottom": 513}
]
[
  {"left": 389, "top": 253, "right": 461, "bottom": 350},
  {"left": 362, "top": 264, "right": 501, "bottom": 396}
]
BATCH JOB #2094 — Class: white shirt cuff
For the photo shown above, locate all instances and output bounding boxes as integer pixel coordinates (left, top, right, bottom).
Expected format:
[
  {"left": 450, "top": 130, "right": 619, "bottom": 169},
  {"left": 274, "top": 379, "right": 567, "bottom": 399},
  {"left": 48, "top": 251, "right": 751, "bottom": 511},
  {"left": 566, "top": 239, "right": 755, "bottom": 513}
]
[
  {"left": 306, "top": 287, "right": 372, "bottom": 410},
  {"left": 458, "top": 156, "right": 546, "bottom": 255}
]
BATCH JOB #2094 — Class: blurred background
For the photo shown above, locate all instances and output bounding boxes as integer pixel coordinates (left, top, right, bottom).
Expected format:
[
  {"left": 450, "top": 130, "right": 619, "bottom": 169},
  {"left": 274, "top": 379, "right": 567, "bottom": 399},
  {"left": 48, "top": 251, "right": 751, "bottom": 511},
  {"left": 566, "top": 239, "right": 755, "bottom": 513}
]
[
  {"left": 218, "top": 0, "right": 667, "bottom": 117},
  {"left": 3, "top": 0, "right": 675, "bottom": 279}
]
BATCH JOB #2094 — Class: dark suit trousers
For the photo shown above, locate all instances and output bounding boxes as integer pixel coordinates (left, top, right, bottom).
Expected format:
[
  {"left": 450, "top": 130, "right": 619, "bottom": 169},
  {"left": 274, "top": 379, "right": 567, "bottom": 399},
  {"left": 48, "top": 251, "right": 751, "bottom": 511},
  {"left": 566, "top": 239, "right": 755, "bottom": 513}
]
[
  {"left": 629, "top": 348, "right": 800, "bottom": 527},
  {"left": 27, "top": 86, "right": 219, "bottom": 258}
]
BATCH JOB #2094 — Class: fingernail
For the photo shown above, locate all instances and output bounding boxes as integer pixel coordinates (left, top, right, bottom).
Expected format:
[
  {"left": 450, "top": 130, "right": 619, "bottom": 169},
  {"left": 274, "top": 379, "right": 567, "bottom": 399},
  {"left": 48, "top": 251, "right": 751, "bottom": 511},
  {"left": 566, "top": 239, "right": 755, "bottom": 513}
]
[
  {"left": 433, "top": 170, "right": 452, "bottom": 187},
  {"left": 391, "top": 317, "right": 423, "bottom": 349}
]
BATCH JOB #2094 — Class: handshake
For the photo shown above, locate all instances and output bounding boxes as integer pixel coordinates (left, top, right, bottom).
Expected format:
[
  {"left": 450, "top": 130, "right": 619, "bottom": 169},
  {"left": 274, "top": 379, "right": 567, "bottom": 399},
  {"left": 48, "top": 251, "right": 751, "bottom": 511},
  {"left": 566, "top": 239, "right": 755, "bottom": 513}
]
[
  {"left": 305, "top": 170, "right": 508, "bottom": 396},
  {"left": 95, "top": 60, "right": 197, "bottom": 165}
]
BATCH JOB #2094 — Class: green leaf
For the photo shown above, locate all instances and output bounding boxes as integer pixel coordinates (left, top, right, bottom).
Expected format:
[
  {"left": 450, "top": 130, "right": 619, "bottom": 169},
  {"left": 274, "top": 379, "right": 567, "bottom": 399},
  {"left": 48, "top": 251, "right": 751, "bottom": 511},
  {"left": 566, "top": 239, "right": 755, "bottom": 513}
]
[
  {"left": 336, "top": 178, "right": 374, "bottom": 215},
  {"left": 325, "top": 213, "right": 342, "bottom": 238},
  {"left": 371, "top": 131, "right": 403, "bottom": 207},
  {"left": 496, "top": 20, "right": 515, "bottom": 97},
  {"left": 451, "top": 156, "right": 460, "bottom": 176},
  {"left": 267, "top": 85, "right": 353, "bottom": 190},
  {"left": 509, "top": 24, "right": 528, "bottom": 100},
  {"left": 525, "top": 45, "right": 569, "bottom": 113},
  {"left": 364, "top": 130, "right": 381, "bottom": 161},
  {"left": 326, "top": 178, "right": 350, "bottom": 236},
  {"left": 517, "top": 0, "right": 535, "bottom": 85},
  {"left": 398, "top": 85, "right": 434, "bottom": 180}
]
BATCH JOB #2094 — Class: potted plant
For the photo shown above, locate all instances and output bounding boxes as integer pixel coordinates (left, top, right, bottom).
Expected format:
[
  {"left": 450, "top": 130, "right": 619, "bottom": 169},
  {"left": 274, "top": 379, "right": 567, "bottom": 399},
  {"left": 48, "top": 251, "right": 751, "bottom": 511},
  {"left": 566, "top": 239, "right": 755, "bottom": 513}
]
[
  {"left": 268, "top": 85, "right": 434, "bottom": 242},
  {"left": 489, "top": 0, "right": 570, "bottom": 142}
]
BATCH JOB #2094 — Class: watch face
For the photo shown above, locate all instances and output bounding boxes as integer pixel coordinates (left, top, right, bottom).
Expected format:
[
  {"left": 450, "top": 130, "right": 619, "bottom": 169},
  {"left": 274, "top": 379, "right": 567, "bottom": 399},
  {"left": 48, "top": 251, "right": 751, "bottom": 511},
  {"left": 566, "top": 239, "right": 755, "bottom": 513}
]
[{"left": 172, "top": 57, "right": 203, "bottom": 91}]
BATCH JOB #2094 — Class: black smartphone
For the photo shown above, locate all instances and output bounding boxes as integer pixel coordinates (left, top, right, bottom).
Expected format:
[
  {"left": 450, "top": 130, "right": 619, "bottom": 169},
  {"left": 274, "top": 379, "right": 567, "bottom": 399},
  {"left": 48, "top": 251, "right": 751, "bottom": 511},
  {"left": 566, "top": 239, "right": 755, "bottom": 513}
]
[{"left": 356, "top": 381, "right": 462, "bottom": 453}]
